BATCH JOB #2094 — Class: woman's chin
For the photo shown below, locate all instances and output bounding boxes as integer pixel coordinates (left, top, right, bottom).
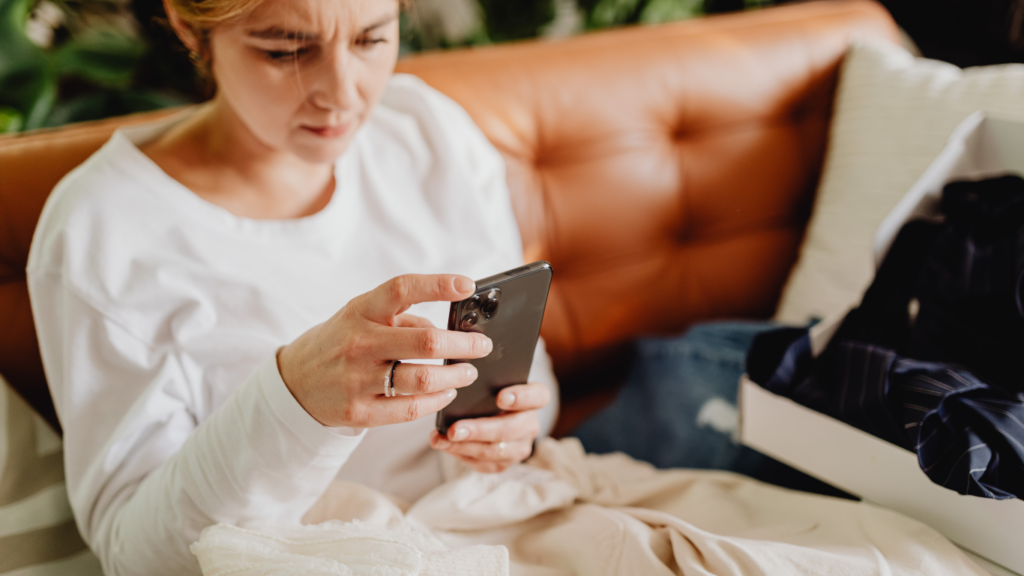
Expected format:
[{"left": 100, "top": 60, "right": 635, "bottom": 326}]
[{"left": 289, "top": 132, "right": 357, "bottom": 165}]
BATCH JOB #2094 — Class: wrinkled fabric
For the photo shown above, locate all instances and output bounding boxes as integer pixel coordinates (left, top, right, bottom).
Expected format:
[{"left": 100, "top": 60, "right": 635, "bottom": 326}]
[
  {"left": 225, "top": 438, "right": 984, "bottom": 576},
  {"left": 749, "top": 328, "right": 1024, "bottom": 499},
  {"left": 747, "top": 175, "right": 1024, "bottom": 500},
  {"left": 912, "top": 176, "right": 1024, "bottom": 391},
  {"left": 191, "top": 521, "right": 509, "bottom": 576}
]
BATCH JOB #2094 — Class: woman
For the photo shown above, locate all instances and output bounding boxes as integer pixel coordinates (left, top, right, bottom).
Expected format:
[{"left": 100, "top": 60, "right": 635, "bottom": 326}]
[{"left": 26, "top": 0, "right": 556, "bottom": 573}]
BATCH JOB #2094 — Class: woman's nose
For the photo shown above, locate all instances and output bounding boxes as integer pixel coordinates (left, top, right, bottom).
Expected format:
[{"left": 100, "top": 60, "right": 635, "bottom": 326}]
[{"left": 308, "top": 49, "right": 358, "bottom": 112}]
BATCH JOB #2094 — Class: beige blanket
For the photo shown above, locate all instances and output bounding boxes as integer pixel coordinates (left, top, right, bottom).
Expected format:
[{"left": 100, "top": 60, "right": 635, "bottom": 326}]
[{"left": 194, "top": 438, "right": 985, "bottom": 576}]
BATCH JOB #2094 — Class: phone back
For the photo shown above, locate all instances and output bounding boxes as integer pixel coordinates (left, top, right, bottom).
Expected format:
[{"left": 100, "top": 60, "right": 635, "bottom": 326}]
[{"left": 436, "top": 262, "right": 553, "bottom": 435}]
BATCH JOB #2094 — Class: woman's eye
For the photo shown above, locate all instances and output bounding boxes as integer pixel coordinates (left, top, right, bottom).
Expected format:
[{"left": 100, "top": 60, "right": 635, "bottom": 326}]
[
  {"left": 358, "top": 37, "right": 387, "bottom": 47},
  {"left": 264, "top": 47, "right": 309, "bottom": 62}
]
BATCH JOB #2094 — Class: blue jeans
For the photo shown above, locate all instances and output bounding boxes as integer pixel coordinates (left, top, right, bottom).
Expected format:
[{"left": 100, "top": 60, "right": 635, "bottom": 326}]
[{"left": 571, "top": 321, "right": 848, "bottom": 497}]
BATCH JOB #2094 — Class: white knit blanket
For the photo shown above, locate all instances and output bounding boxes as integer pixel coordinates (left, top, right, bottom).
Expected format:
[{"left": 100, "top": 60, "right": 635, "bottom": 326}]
[{"left": 191, "top": 438, "right": 986, "bottom": 576}]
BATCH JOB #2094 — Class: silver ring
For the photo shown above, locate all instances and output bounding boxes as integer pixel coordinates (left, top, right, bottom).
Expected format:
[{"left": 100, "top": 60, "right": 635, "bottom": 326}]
[
  {"left": 384, "top": 360, "right": 401, "bottom": 397},
  {"left": 497, "top": 441, "right": 507, "bottom": 459},
  {"left": 389, "top": 360, "right": 401, "bottom": 397}
]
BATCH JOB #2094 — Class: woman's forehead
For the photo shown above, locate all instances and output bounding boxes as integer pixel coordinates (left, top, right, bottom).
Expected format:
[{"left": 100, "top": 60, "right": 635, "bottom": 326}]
[{"left": 235, "top": 0, "right": 399, "bottom": 38}]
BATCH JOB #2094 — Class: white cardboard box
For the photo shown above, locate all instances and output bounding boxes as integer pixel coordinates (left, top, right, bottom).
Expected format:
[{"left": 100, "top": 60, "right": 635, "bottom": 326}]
[
  {"left": 739, "top": 113, "right": 1024, "bottom": 575},
  {"left": 739, "top": 378, "right": 1024, "bottom": 575}
]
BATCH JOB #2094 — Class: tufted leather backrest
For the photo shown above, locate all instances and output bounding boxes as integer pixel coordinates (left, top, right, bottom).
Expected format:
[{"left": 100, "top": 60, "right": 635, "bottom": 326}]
[
  {"left": 0, "top": 0, "right": 898, "bottom": 430},
  {"left": 397, "top": 0, "right": 897, "bottom": 385}
]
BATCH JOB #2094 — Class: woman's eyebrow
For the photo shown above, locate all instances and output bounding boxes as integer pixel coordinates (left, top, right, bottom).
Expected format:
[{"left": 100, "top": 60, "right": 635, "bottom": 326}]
[
  {"left": 247, "top": 28, "right": 320, "bottom": 41},
  {"left": 247, "top": 15, "right": 396, "bottom": 41},
  {"left": 362, "top": 14, "right": 398, "bottom": 33}
]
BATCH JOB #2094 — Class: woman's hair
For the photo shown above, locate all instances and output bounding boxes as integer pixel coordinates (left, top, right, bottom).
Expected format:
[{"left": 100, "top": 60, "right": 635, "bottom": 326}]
[
  {"left": 167, "top": 0, "right": 412, "bottom": 35},
  {"left": 166, "top": 0, "right": 411, "bottom": 82},
  {"left": 166, "top": 0, "right": 266, "bottom": 31}
]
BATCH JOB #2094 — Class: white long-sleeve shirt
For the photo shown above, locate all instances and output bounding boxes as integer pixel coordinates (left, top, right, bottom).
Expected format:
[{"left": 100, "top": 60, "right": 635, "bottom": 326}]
[{"left": 26, "top": 74, "right": 558, "bottom": 576}]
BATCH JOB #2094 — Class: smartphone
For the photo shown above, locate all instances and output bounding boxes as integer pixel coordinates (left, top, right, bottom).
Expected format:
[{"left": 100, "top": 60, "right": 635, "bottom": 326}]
[{"left": 436, "top": 261, "right": 553, "bottom": 435}]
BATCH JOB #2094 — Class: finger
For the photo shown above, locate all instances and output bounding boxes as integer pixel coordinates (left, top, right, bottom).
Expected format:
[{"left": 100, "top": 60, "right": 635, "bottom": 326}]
[
  {"left": 368, "top": 389, "right": 457, "bottom": 426},
  {"left": 394, "top": 314, "right": 435, "bottom": 329},
  {"left": 371, "top": 326, "right": 492, "bottom": 361},
  {"left": 495, "top": 382, "right": 551, "bottom": 412},
  {"left": 357, "top": 274, "right": 476, "bottom": 323},
  {"left": 439, "top": 439, "right": 533, "bottom": 463},
  {"left": 390, "top": 362, "right": 477, "bottom": 395},
  {"left": 447, "top": 410, "right": 540, "bottom": 443},
  {"left": 429, "top": 430, "right": 447, "bottom": 447}
]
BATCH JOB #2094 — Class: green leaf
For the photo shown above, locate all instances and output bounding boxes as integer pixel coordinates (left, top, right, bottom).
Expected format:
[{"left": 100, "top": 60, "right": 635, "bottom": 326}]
[
  {"left": 639, "top": 0, "right": 703, "bottom": 23},
  {"left": 42, "top": 91, "right": 107, "bottom": 126},
  {"left": 589, "top": 0, "right": 640, "bottom": 27},
  {"left": 0, "top": 0, "right": 31, "bottom": 40},
  {"left": 43, "top": 89, "right": 185, "bottom": 127},
  {"left": 55, "top": 27, "right": 143, "bottom": 88},
  {"left": 477, "top": 0, "right": 555, "bottom": 43},
  {"left": 0, "top": 0, "right": 56, "bottom": 121},
  {"left": 0, "top": 106, "right": 23, "bottom": 132},
  {"left": 0, "top": 0, "right": 48, "bottom": 77},
  {"left": 117, "top": 90, "right": 189, "bottom": 112},
  {"left": 23, "top": 77, "right": 57, "bottom": 130}
]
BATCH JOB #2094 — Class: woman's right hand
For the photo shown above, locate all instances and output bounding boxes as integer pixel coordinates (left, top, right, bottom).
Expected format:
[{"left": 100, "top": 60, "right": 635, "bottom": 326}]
[{"left": 276, "top": 274, "right": 492, "bottom": 428}]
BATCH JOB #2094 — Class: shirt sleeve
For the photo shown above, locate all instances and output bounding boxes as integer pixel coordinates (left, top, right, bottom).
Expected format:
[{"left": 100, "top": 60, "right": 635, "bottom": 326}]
[{"left": 28, "top": 271, "right": 364, "bottom": 576}]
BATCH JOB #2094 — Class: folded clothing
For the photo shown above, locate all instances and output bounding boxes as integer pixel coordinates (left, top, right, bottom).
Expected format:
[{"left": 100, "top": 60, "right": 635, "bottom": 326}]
[{"left": 748, "top": 175, "right": 1024, "bottom": 500}]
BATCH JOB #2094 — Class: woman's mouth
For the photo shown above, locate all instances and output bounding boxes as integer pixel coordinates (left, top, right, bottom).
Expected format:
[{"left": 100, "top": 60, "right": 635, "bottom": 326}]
[{"left": 302, "top": 123, "right": 352, "bottom": 138}]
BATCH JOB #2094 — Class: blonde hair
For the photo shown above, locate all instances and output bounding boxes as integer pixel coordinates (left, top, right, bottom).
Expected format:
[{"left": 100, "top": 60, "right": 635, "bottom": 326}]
[
  {"left": 166, "top": 0, "right": 268, "bottom": 31},
  {"left": 166, "top": 0, "right": 411, "bottom": 82}
]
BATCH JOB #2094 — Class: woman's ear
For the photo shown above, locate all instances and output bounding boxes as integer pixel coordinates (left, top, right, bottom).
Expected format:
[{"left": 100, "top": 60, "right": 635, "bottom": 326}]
[{"left": 162, "top": 0, "right": 201, "bottom": 53}]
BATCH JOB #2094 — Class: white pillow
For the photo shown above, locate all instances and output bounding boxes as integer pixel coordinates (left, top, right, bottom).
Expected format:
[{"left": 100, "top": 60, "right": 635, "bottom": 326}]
[
  {"left": 774, "top": 40, "right": 1024, "bottom": 324},
  {"left": 0, "top": 377, "right": 101, "bottom": 575}
]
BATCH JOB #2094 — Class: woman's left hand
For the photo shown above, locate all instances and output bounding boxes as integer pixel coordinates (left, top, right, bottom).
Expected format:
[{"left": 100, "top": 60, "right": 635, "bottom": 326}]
[{"left": 429, "top": 381, "right": 550, "bottom": 473}]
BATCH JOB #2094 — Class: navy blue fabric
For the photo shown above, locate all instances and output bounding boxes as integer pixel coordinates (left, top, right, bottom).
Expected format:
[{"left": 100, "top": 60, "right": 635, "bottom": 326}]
[
  {"left": 573, "top": 322, "right": 849, "bottom": 498},
  {"left": 907, "top": 176, "right": 1024, "bottom": 392},
  {"left": 748, "top": 330, "right": 1024, "bottom": 499},
  {"left": 746, "top": 175, "right": 1024, "bottom": 500}
]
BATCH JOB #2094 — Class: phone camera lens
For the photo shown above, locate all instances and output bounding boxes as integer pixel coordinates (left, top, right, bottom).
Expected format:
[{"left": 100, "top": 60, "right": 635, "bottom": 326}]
[
  {"left": 460, "top": 311, "right": 479, "bottom": 330},
  {"left": 465, "top": 296, "right": 481, "bottom": 311},
  {"left": 481, "top": 290, "right": 500, "bottom": 318}
]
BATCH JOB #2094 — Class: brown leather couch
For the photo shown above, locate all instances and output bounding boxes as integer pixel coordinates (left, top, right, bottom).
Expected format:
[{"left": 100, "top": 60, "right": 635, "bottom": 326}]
[{"left": 0, "top": 0, "right": 898, "bottom": 435}]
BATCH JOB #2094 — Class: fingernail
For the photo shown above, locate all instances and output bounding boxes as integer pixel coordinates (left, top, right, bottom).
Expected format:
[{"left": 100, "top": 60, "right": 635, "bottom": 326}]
[
  {"left": 500, "top": 391, "right": 516, "bottom": 409},
  {"left": 481, "top": 337, "right": 493, "bottom": 354},
  {"left": 465, "top": 365, "right": 478, "bottom": 382},
  {"left": 454, "top": 427, "right": 469, "bottom": 441},
  {"left": 454, "top": 277, "right": 475, "bottom": 293},
  {"left": 445, "top": 389, "right": 457, "bottom": 400}
]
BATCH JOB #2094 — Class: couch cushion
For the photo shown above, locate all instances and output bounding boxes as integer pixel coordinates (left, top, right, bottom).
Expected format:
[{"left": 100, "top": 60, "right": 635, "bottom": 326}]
[
  {"left": 0, "top": 376, "right": 101, "bottom": 575},
  {"left": 776, "top": 40, "right": 1024, "bottom": 324}
]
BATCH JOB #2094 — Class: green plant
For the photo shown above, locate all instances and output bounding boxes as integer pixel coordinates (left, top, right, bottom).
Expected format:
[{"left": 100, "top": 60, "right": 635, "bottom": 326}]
[
  {"left": 0, "top": 0, "right": 784, "bottom": 134},
  {"left": 0, "top": 0, "right": 184, "bottom": 133},
  {"left": 477, "top": 0, "right": 556, "bottom": 43},
  {"left": 583, "top": 0, "right": 702, "bottom": 28},
  {"left": 581, "top": 0, "right": 779, "bottom": 29}
]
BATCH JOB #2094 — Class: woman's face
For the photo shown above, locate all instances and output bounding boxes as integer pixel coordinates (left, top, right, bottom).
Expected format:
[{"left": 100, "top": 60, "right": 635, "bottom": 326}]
[{"left": 207, "top": 0, "right": 401, "bottom": 164}]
